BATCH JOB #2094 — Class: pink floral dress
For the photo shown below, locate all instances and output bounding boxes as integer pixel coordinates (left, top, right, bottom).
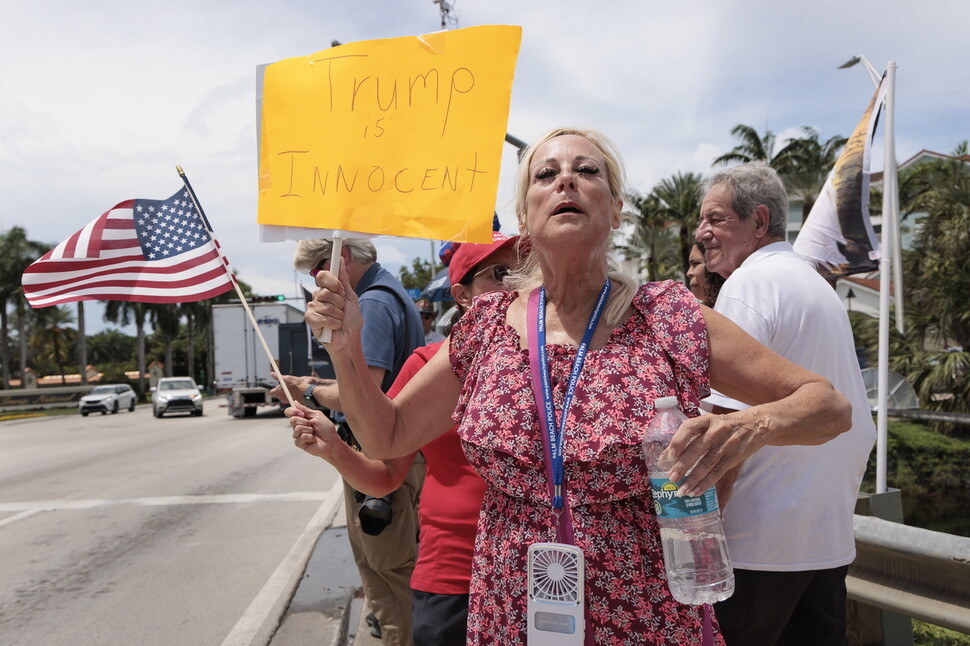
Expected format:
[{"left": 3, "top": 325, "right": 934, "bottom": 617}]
[{"left": 450, "top": 281, "right": 724, "bottom": 645}]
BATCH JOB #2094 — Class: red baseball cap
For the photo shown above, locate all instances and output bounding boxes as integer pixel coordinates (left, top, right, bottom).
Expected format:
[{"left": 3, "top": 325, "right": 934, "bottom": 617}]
[{"left": 447, "top": 232, "right": 519, "bottom": 286}]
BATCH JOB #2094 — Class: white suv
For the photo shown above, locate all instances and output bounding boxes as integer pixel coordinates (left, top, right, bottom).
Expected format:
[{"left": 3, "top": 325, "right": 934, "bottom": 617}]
[
  {"left": 78, "top": 384, "right": 137, "bottom": 416},
  {"left": 151, "top": 377, "right": 204, "bottom": 418}
]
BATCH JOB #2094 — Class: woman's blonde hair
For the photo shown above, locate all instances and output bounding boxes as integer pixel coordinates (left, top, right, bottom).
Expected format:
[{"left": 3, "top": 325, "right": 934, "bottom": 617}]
[{"left": 506, "top": 127, "right": 637, "bottom": 327}]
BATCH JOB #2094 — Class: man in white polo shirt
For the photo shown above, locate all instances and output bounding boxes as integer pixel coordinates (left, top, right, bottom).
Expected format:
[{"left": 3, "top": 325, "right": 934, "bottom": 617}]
[{"left": 696, "top": 161, "right": 876, "bottom": 646}]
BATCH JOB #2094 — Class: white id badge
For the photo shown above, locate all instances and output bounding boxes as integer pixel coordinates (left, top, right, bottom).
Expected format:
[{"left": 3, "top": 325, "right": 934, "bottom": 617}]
[{"left": 527, "top": 542, "right": 585, "bottom": 646}]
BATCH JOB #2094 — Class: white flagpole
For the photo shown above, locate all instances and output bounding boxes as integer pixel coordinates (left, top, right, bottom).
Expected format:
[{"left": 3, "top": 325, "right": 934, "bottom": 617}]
[
  {"left": 887, "top": 126, "right": 905, "bottom": 335},
  {"left": 176, "top": 165, "right": 297, "bottom": 408},
  {"left": 849, "top": 55, "right": 905, "bottom": 334},
  {"left": 875, "top": 62, "right": 897, "bottom": 495}
]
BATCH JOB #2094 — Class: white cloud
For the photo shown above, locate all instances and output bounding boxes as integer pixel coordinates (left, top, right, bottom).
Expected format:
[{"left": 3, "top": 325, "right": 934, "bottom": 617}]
[{"left": 3, "top": 0, "right": 969, "bottom": 335}]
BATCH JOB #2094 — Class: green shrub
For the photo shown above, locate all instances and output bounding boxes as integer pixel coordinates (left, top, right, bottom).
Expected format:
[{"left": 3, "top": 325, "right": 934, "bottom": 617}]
[
  {"left": 97, "top": 363, "right": 135, "bottom": 387},
  {"left": 862, "top": 419, "right": 970, "bottom": 536},
  {"left": 914, "top": 619, "right": 970, "bottom": 645}
]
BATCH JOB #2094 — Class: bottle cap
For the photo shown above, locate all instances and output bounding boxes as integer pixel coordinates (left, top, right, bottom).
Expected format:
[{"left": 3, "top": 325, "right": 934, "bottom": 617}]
[{"left": 654, "top": 396, "right": 678, "bottom": 409}]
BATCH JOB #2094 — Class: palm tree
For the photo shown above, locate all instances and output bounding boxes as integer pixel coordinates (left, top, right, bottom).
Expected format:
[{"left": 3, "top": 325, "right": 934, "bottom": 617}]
[
  {"left": 650, "top": 172, "right": 705, "bottom": 279},
  {"left": 0, "top": 227, "right": 50, "bottom": 388},
  {"left": 104, "top": 301, "right": 148, "bottom": 398},
  {"left": 900, "top": 142, "right": 970, "bottom": 350},
  {"left": 623, "top": 191, "right": 680, "bottom": 282},
  {"left": 713, "top": 124, "right": 795, "bottom": 172},
  {"left": 890, "top": 142, "right": 970, "bottom": 426},
  {"left": 30, "top": 306, "right": 77, "bottom": 384},
  {"left": 780, "top": 127, "right": 848, "bottom": 220},
  {"left": 622, "top": 173, "right": 705, "bottom": 284}
]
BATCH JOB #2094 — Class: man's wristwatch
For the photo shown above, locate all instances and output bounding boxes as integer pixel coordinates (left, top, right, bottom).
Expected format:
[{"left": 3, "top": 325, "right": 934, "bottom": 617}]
[{"left": 304, "top": 383, "right": 317, "bottom": 404}]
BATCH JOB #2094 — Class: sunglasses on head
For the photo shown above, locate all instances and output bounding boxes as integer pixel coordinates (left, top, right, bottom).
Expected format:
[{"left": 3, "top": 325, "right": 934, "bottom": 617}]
[
  {"left": 309, "top": 257, "right": 331, "bottom": 278},
  {"left": 470, "top": 264, "right": 511, "bottom": 283}
]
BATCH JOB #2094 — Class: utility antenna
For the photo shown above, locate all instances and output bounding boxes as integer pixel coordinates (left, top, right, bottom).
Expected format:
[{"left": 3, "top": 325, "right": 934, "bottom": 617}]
[{"left": 432, "top": 0, "right": 459, "bottom": 29}]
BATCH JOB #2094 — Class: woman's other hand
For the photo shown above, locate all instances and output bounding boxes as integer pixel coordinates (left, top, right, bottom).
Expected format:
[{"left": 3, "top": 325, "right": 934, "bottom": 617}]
[
  {"left": 286, "top": 402, "right": 344, "bottom": 460},
  {"left": 664, "top": 412, "right": 767, "bottom": 497}
]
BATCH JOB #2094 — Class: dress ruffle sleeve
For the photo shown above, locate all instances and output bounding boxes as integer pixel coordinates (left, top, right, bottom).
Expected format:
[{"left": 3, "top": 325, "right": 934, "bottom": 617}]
[
  {"left": 633, "top": 280, "right": 711, "bottom": 417},
  {"left": 449, "top": 290, "right": 519, "bottom": 427}
]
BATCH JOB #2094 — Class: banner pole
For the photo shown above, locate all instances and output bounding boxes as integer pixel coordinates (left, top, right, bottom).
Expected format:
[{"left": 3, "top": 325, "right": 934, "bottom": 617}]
[{"left": 316, "top": 234, "right": 344, "bottom": 345}]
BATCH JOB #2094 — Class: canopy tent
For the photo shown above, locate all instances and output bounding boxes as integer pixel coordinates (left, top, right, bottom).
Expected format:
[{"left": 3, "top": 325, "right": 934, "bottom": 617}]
[{"left": 421, "top": 267, "right": 452, "bottom": 302}]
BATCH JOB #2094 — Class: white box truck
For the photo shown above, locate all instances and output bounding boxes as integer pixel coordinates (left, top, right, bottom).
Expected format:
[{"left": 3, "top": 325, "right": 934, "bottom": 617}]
[{"left": 212, "top": 302, "right": 306, "bottom": 417}]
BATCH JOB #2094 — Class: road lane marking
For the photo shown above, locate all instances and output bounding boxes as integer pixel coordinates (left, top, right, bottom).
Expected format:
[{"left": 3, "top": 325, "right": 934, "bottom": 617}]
[
  {"left": 0, "top": 508, "right": 42, "bottom": 528},
  {"left": 220, "top": 478, "right": 345, "bottom": 646},
  {"left": 0, "top": 491, "right": 332, "bottom": 514}
]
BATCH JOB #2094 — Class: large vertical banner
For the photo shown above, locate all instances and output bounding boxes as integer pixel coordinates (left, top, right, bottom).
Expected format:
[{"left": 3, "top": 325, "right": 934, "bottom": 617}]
[
  {"left": 793, "top": 79, "right": 888, "bottom": 278},
  {"left": 257, "top": 25, "right": 522, "bottom": 244}
]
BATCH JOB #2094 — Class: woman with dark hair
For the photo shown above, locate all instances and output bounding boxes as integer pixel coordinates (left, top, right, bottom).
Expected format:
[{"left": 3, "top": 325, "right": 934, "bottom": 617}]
[{"left": 688, "top": 241, "right": 726, "bottom": 307}]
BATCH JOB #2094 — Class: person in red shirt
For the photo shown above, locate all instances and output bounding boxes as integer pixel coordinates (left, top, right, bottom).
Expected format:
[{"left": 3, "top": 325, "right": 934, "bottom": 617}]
[{"left": 288, "top": 232, "right": 521, "bottom": 646}]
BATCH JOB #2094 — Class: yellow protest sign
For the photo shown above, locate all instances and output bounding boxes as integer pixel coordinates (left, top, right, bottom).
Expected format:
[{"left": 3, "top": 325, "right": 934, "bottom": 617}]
[{"left": 257, "top": 25, "right": 522, "bottom": 244}]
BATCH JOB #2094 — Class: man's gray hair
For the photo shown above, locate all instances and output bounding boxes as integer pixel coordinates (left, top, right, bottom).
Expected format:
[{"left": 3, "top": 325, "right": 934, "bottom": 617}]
[
  {"left": 293, "top": 238, "right": 378, "bottom": 273},
  {"left": 706, "top": 161, "right": 788, "bottom": 239}
]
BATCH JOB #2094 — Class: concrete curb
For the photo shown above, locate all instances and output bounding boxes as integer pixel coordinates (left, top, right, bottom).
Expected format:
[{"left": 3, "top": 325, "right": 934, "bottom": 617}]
[{"left": 269, "top": 501, "right": 362, "bottom": 646}]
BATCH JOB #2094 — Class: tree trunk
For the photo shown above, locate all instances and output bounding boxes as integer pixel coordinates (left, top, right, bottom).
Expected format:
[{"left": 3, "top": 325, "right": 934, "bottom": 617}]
[
  {"left": 136, "top": 318, "right": 146, "bottom": 400},
  {"left": 186, "top": 316, "right": 195, "bottom": 383},
  {"left": 165, "top": 334, "right": 173, "bottom": 377},
  {"left": 54, "top": 336, "right": 65, "bottom": 384},
  {"left": 16, "top": 301, "right": 27, "bottom": 389},
  {"left": 77, "top": 302, "right": 87, "bottom": 385},
  {"left": 802, "top": 197, "right": 815, "bottom": 223},
  {"left": 1, "top": 301, "right": 10, "bottom": 389}
]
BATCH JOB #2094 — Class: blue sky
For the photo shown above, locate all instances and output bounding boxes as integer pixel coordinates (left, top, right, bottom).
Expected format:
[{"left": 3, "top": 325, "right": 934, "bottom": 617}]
[{"left": 3, "top": 0, "right": 968, "bottom": 334}]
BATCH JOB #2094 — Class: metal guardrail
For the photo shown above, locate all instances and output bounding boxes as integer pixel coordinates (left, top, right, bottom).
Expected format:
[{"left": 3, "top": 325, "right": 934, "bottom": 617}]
[
  {"left": 888, "top": 408, "right": 970, "bottom": 426},
  {"left": 848, "top": 515, "right": 970, "bottom": 634},
  {"left": 0, "top": 385, "right": 91, "bottom": 412}
]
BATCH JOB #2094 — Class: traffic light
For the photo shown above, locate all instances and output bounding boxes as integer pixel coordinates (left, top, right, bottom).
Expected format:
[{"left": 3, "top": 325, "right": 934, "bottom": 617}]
[{"left": 251, "top": 295, "right": 286, "bottom": 303}]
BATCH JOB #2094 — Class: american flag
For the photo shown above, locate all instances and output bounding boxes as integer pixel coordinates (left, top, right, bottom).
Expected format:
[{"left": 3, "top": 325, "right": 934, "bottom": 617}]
[{"left": 22, "top": 188, "right": 235, "bottom": 308}]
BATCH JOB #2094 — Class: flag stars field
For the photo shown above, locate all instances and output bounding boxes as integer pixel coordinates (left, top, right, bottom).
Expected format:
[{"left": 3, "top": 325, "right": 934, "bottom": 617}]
[{"left": 132, "top": 191, "right": 215, "bottom": 260}]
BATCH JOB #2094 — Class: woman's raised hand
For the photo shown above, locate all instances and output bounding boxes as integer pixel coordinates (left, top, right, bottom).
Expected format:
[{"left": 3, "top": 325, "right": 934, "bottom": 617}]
[{"left": 306, "top": 264, "right": 362, "bottom": 351}]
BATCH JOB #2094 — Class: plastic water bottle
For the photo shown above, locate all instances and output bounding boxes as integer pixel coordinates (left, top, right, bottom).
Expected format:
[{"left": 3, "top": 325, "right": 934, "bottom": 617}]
[{"left": 643, "top": 396, "right": 735, "bottom": 605}]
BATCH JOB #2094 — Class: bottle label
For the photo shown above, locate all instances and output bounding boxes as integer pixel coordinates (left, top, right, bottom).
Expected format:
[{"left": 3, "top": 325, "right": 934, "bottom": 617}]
[{"left": 649, "top": 477, "right": 719, "bottom": 519}]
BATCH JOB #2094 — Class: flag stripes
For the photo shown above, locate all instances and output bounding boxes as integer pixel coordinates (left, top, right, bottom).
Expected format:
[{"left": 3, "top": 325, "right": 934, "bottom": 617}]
[{"left": 22, "top": 190, "right": 234, "bottom": 308}]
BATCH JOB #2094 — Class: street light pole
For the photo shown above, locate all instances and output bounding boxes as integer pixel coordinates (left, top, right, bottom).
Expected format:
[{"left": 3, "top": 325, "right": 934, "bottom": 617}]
[
  {"left": 874, "top": 61, "right": 898, "bottom": 495},
  {"left": 838, "top": 56, "right": 901, "bottom": 495},
  {"left": 838, "top": 54, "right": 882, "bottom": 88}
]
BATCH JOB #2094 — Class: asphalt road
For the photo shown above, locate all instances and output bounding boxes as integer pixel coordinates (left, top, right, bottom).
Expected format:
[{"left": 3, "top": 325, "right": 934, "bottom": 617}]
[{"left": 0, "top": 402, "right": 341, "bottom": 646}]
